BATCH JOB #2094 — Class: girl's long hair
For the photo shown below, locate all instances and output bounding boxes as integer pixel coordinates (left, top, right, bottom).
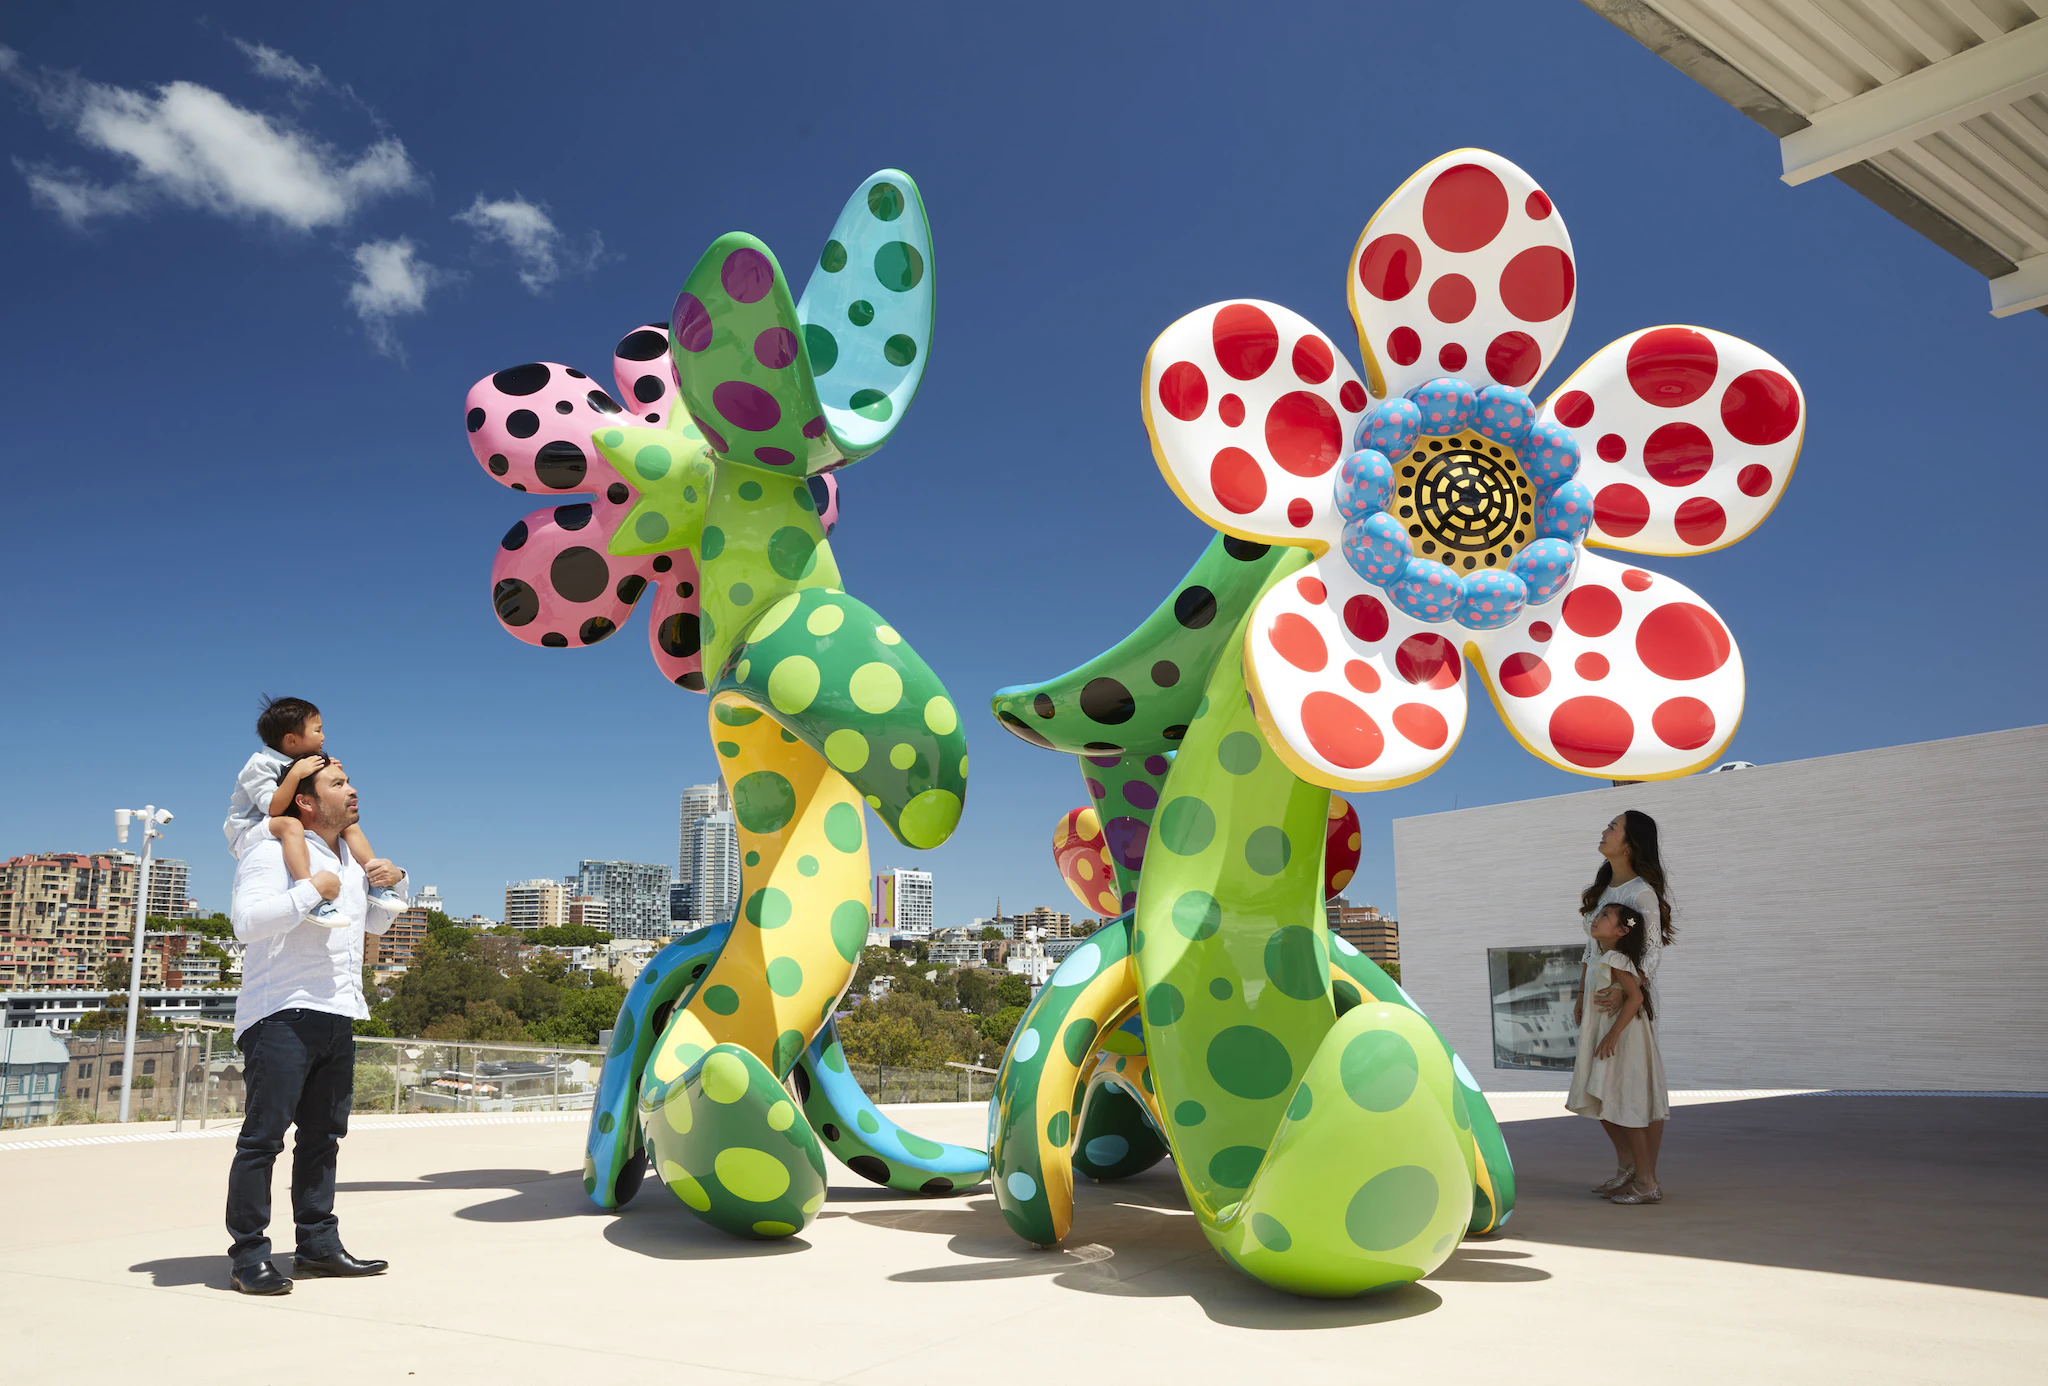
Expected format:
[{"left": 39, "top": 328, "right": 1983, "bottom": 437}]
[
  {"left": 1602, "top": 904, "right": 1655, "bottom": 1021},
  {"left": 1580, "top": 809, "right": 1676, "bottom": 945}
]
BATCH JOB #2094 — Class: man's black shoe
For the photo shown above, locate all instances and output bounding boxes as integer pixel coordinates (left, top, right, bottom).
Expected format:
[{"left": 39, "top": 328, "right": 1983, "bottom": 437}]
[
  {"left": 230, "top": 1261, "right": 292, "bottom": 1296},
  {"left": 292, "top": 1249, "right": 389, "bottom": 1278}
]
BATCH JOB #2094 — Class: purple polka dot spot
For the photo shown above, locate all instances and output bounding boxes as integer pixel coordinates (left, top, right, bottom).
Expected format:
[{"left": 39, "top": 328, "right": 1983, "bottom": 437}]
[
  {"left": 672, "top": 294, "right": 712, "bottom": 353},
  {"left": 754, "top": 327, "right": 798, "bottom": 370},
  {"left": 1104, "top": 817, "right": 1149, "bottom": 871},
  {"left": 712, "top": 380, "right": 781, "bottom": 433},
  {"left": 1084, "top": 752, "right": 1122, "bottom": 768},
  {"left": 1143, "top": 754, "right": 1170, "bottom": 776},
  {"left": 1120, "top": 891, "right": 1137, "bottom": 911},
  {"left": 754, "top": 446, "right": 794, "bottom": 466},
  {"left": 690, "top": 414, "right": 730, "bottom": 455},
  {"left": 1085, "top": 778, "right": 1106, "bottom": 799},
  {"left": 802, "top": 415, "right": 828, "bottom": 439},
  {"left": 1122, "top": 780, "right": 1159, "bottom": 810},
  {"left": 721, "top": 248, "right": 775, "bottom": 304}
]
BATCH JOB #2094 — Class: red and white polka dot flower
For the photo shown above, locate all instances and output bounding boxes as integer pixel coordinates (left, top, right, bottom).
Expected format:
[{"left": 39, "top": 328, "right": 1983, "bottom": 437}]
[{"left": 1142, "top": 149, "right": 1804, "bottom": 788}]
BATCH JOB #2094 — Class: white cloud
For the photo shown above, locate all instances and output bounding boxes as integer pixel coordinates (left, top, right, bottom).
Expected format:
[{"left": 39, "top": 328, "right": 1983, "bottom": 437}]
[
  {"left": 455, "top": 194, "right": 601, "bottom": 293},
  {"left": 232, "top": 39, "right": 328, "bottom": 91},
  {"left": 5, "top": 56, "right": 420, "bottom": 230},
  {"left": 347, "top": 238, "right": 438, "bottom": 358}
]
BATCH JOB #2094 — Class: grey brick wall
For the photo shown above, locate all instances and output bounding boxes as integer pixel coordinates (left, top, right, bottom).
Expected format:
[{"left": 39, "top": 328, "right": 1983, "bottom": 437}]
[{"left": 1393, "top": 725, "right": 2048, "bottom": 1092}]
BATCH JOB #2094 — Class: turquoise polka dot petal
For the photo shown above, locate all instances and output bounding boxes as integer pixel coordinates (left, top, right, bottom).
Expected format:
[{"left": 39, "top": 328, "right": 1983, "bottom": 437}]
[
  {"left": 1453, "top": 1053, "right": 1480, "bottom": 1090},
  {"left": 1011, "top": 1028, "right": 1042, "bottom": 1063},
  {"left": 1006, "top": 1170, "right": 1038, "bottom": 1201},
  {"left": 1050, "top": 942, "right": 1101, "bottom": 985}
]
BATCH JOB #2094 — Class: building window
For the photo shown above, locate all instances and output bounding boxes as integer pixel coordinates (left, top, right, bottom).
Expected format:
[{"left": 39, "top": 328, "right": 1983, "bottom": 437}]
[
  {"left": 77, "top": 1063, "right": 93, "bottom": 1078},
  {"left": 108, "top": 1061, "right": 123, "bottom": 1078},
  {"left": 1485, "top": 945, "right": 1584, "bottom": 1071},
  {"left": 142, "top": 1059, "right": 156, "bottom": 1075}
]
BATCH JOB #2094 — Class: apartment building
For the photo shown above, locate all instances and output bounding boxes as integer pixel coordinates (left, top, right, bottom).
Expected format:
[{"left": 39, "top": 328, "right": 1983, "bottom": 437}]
[
  {"left": 0, "top": 852, "right": 141, "bottom": 989},
  {"left": 873, "top": 867, "right": 933, "bottom": 939},
  {"left": 504, "top": 879, "right": 566, "bottom": 932},
  {"left": 1326, "top": 900, "right": 1399, "bottom": 969}
]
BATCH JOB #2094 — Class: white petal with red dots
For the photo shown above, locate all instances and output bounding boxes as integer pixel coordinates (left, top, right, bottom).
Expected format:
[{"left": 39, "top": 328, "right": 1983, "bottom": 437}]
[
  {"left": 1142, "top": 300, "right": 1369, "bottom": 551},
  {"left": 1348, "top": 150, "right": 1576, "bottom": 402},
  {"left": 1242, "top": 559, "right": 1468, "bottom": 791},
  {"left": 1467, "top": 551, "right": 1743, "bottom": 780},
  {"left": 1541, "top": 325, "right": 1804, "bottom": 556}
]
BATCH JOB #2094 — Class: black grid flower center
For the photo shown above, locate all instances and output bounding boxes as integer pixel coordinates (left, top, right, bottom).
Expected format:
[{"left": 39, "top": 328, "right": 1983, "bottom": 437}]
[{"left": 1395, "top": 434, "right": 1534, "bottom": 571}]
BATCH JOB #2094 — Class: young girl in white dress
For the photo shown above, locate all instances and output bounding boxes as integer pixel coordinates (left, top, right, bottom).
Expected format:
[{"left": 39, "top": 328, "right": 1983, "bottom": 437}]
[{"left": 1567, "top": 902, "right": 1669, "bottom": 1204}]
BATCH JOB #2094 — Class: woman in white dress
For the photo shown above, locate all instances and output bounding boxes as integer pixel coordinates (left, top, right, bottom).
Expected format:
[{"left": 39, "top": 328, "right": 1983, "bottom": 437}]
[
  {"left": 1566, "top": 903, "right": 1669, "bottom": 1202},
  {"left": 1573, "top": 810, "right": 1675, "bottom": 1200}
]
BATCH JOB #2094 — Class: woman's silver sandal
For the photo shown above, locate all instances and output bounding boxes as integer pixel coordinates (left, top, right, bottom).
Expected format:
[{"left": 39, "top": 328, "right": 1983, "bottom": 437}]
[
  {"left": 1609, "top": 1183, "right": 1662, "bottom": 1205},
  {"left": 1592, "top": 1167, "right": 1635, "bottom": 1196}
]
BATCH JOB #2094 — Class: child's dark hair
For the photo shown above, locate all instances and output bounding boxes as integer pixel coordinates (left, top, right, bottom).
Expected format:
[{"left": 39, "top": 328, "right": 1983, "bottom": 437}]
[
  {"left": 1600, "top": 903, "right": 1655, "bottom": 1022},
  {"left": 256, "top": 696, "right": 320, "bottom": 752}
]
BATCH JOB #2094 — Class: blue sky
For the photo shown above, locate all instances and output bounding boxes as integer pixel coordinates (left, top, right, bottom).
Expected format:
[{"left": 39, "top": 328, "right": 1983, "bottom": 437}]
[{"left": 1, "top": 4, "right": 2040, "bottom": 927}]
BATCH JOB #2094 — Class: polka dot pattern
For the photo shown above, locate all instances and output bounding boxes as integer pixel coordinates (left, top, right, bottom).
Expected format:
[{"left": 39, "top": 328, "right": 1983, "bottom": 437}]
[
  {"left": 1468, "top": 549, "right": 1743, "bottom": 777},
  {"left": 1539, "top": 325, "right": 1804, "bottom": 555},
  {"left": 1349, "top": 150, "right": 1577, "bottom": 401},
  {"left": 1143, "top": 300, "right": 1369, "bottom": 551},
  {"left": 1244, "top": 553, "right": 1469, "bottom": 790}
]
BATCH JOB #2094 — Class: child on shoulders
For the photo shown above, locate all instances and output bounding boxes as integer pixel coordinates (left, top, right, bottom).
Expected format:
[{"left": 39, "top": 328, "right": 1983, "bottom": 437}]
[{"left": 224, "top": 695, "right": 401, "bottom": 924}]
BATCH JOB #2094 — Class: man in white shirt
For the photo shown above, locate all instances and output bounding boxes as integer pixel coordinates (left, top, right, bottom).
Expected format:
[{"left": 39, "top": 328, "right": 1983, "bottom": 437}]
[{"left": 225, "top": 759, "right": 408, "bottom": 1296}]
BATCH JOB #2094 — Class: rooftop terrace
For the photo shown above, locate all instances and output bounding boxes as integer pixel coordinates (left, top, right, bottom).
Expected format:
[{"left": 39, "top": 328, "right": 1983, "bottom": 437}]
[{"left": 2, "top": 1092, "right": 2039, "bottom": 1384}]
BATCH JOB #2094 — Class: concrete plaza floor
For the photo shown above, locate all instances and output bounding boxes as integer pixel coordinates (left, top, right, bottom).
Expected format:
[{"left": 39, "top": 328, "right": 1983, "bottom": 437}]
[{"left": 1, "top": 1092, "right": 2041, "bottom": 1384}]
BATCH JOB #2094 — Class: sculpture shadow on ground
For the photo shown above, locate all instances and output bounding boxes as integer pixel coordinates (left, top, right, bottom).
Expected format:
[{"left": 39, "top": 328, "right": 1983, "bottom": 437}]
[
  {"left": 128, "top": 1255, "right": 237, "bottom": 1290},
  {"left": 842, "top": 1164, "right": 1453, "bottom": 1329},
  {"left": 1498, "top": 1095, "right": 2048, "bottom": 1299}
]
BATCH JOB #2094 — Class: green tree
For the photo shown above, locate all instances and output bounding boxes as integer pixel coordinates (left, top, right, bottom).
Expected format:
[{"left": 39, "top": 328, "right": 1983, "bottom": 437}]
[
  {"left": 992, "top": 973, "right": 1032, "bottom": 1009},
  {"left": 97, "top": 956, "right": 131, "bottom": 989},
  {"left": 376, "top": 933, "right": 516, "bottom": 1037},
  {"left": 73, "top": 995, "right": 168, "bottom": 1035},
  {"left": 1072, "top": 919, "right": 1100, "bottom": 938},
  {"left": 527, "top": 984, "right": 628, "bottom": 1047},
  {"left": 529, "top": 924, "right": 612, "bottom": 948},
  {"left": 1382, "top": 960, "right": 1401, "bottom": 983},
  {"left": 978, "top": 926, "right": 1004, "bottom": 941},
  {"left": 148, "top": 913, "right": 234, "bottom": 939},
  {"left": 422, "top": 999, "right": 528, "bottom": 1043},
  {"left": 955, "top": 967, "right": 996, "bottom": 1015},
  {"left": 978, "top": 1005, "right": 1023, "bottom": 1049},
  {"left": 837, "top": 993, "right": 982, "bottom": 1068}
]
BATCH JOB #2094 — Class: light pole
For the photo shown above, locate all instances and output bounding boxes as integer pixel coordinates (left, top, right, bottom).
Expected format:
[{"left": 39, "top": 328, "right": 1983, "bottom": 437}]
[{"left": 114, "top": 805, "right": 173, "bottom": 1123}]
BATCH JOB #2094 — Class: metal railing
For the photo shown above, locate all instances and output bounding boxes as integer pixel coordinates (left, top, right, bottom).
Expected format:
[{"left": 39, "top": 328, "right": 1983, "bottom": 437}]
[{"left": 12, "top": 1017, "right": 996, "bottom": 1130}]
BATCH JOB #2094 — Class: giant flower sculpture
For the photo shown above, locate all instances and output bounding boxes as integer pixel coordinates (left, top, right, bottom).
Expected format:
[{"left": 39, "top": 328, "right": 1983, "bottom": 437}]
[
  {"left": 463, "top": 170, "right": 985, "bottom": 1241},
  {"left": 1145, "top": 149, "right": 1805, "bottom": 786}
]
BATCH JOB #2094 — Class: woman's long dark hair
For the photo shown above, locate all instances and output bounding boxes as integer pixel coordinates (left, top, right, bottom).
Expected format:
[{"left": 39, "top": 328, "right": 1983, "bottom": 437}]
[
  {"left": 1601, "top": 903, "right": 1655, "bottom": 1022},
  {"left": 1580, "top": 808, "right": 1676, "bottom": 945}
]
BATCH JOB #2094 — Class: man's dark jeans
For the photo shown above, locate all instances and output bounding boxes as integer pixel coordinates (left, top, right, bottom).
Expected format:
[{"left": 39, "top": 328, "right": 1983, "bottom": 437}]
[{"left": 225, "top": 1008, "right": 355, "bottom": 1269}]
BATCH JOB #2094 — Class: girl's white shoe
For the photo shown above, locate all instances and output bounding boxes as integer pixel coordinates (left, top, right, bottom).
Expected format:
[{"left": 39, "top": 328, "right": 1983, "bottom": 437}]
[{"left": 1609, "top": 1183, "right": 1662, "bottom": 1204}]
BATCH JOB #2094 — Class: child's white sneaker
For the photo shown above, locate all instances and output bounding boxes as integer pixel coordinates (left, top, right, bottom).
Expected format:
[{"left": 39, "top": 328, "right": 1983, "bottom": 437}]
[
  {"left": 308, "top": 898, "right": 345, "bottom": 926},
  {"left": 365, "top": 886, "right": 406, "bottom": 911}
]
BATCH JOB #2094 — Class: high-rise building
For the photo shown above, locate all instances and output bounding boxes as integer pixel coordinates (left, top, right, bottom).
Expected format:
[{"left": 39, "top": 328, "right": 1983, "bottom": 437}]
[
  {"left": 873, "top": 867, "right": 934, "bottom": 939},
  {"left": 687, "top": 811, "right": 741, "bottom": 928},
  {"left": 0, "top": 852, "right": 142, "bottom": 989},
  {"left": 1328, "top": 900, "right": 1399, "bottom": 968},
  {"left": 567, "top": 896, "right": 611, "bottom": 932},
  {"left": 144, "top": 858, "right": 191, "bottom": 920},
  {"left": 503, "top": 879, "right": 566, "bottom": 932},
  {"left": 678, "top": 781, "right": 729, "bottom": 886},
  {"left": 576, "top": 860, "right": 672, "bottom": 941}
]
